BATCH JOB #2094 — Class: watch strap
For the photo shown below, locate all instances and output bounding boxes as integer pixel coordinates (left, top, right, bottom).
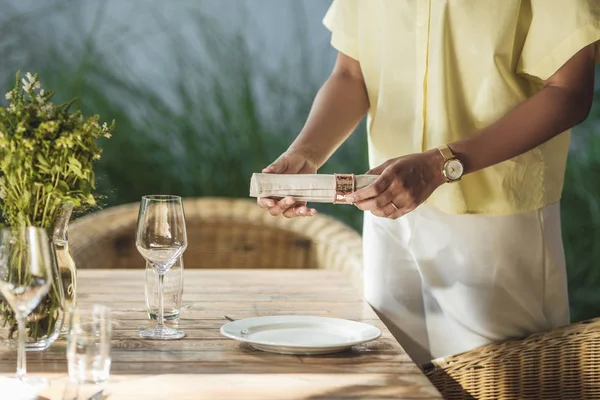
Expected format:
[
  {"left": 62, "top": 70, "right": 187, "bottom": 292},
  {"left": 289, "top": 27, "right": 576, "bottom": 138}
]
[{"left": 437, "top": 144, "right": 455, "bottom": 161}]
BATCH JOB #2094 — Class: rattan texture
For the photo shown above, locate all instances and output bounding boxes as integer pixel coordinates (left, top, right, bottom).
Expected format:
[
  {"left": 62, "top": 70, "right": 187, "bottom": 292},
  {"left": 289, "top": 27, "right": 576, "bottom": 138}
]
[
  {"left": 424, "top": 318, "right": 600, "bottom": 399},
  {"left": 68, "top": 197, "right": 363, "bottom": 284}
]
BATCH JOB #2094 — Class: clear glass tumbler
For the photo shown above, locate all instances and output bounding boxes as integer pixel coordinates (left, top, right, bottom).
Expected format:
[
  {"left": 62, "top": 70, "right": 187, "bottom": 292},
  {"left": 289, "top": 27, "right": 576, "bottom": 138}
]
[
  {"left": 145, "top": 257, "right": 183, "bottom": 321},
  {"left": 67, "top": 305, "right": 112, "bottom": 385}
]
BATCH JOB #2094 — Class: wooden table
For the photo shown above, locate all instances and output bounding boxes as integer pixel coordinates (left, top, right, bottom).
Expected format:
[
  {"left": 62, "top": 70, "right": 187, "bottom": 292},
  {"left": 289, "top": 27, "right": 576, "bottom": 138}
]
[{"left": 1, "top": 269, "right": 442, "bottom": 399}]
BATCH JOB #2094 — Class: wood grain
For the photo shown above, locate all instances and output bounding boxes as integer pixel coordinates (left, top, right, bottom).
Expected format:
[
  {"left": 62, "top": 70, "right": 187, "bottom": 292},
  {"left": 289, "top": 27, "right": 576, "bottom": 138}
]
[{"left": 0, "top": 269, "right": 441, "bottom": 399}]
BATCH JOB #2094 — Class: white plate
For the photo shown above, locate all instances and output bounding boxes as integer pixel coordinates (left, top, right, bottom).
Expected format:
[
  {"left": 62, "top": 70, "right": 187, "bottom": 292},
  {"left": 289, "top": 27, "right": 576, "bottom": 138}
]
[{"left": 220, "top": 315, "right": 382, "bottom": 355}]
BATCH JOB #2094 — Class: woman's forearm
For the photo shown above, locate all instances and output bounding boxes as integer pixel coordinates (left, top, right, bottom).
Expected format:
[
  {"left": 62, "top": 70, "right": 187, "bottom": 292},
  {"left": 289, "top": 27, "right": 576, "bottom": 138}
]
[
  {"left": 288, "top": 60, "right": 369, "bottom": 169},
  {"left": 449, "top": 45, "right": 596, "bottom": 176},
  {"left": 449, "top": 85, "right": 593, "bottom": 175}
]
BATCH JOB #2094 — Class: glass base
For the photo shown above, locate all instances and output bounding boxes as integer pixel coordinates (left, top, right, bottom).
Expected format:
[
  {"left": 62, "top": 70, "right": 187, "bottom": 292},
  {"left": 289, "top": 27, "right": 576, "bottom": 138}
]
[
  {"left": 25, "top": 340, "right": 55, "bottom": 352},
  {"left": 138, "top": 325, "right": 185, "bottom": 340},
  {"left": 6, "top": 336, "right": 60, "bottom": 352}
]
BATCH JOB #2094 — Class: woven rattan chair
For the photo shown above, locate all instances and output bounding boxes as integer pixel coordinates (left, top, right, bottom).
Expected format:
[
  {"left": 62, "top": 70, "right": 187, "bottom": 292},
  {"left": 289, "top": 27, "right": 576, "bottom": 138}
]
[
  {"left": 68, "top": 197, "right": 363, "bottom": 283},
  {"left": 424, "top": 318, "right": 600, "bottom": 399}
]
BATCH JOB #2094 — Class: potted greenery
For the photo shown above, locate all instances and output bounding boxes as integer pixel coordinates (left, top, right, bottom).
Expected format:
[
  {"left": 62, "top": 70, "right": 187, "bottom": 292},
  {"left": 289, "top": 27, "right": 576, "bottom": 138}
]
[{"left": 0, "top": 72, "right": 113, "bottom": 350}]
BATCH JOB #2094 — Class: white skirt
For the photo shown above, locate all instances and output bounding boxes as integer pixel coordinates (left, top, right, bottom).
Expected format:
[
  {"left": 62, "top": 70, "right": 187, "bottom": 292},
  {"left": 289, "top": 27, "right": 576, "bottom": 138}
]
[{"left": 363, "top": 202, "right": 570, "bottom": 365}]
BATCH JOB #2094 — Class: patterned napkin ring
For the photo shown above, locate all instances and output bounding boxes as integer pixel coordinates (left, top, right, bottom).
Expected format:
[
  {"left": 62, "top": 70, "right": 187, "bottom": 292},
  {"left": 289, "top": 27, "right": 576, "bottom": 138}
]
[{"left": 333, "top": 174, "right": 355, "bottom": 204}]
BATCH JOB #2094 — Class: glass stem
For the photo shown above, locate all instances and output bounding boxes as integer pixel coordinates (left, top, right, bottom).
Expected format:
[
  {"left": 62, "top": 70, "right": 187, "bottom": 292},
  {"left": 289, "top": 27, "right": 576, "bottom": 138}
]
[
  {"left": 16, "top": 315, "right": 26, "bottom": 380},
  {"left": 158, "top": 273, "right": 165, "bottom": 328}
]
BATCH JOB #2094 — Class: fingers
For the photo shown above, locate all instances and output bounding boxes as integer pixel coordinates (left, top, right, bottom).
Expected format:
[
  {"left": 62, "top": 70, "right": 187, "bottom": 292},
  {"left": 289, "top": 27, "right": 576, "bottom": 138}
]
[
  {"left": 282, "top": 205, "right": 317, "bottom": 218},
  {"left": 265, "top": 196, "right": 295, "bottom": 216},
  {"left": 352, "top": 189, "right": 395, "bottom": 211},
  {"left": 370, "top": 195, "right": 419, "bottom": 219},
  {"left": 357, "top": 193, "right": 411, "bottom": 219},
  {"left": 262, "top": 158, "right": 288, "bottom": 174},
  {"left": 259, "top": 152, "right": 318, "bottom": 218},
  {"left": 345, "top": 174, "right": 392, "bottom": 204},
  {"left": 365, "top": 162, "right": 389, "bottom": 176},
  {"left": 370, "top": 200, "right": 402, "bottom": 219},
  {"left": 385, "top": 200, "right": 418, "bottom": 219},
  {"left": 257, "top": 196, "right": 317, "bottom": 218},
  {"left": 348, "top": 171, "right": 417, "bottom": 220},
  {"left": 257, "top": 197, "right": 277, "bottom": 209},
  {"left": 353, "top": 185, "right": 400, "bottom": 218}
]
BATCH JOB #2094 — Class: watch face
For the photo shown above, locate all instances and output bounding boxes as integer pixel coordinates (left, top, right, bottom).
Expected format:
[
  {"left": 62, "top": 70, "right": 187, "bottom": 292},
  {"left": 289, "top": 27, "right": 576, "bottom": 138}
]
[{"left": 444, "top": 159, "right": 464, "bottom": 181}]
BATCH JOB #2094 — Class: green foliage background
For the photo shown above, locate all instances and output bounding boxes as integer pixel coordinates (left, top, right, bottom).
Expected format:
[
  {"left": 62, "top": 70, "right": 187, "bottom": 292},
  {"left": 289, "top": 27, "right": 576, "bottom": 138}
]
[{"left": 2, "top": 1, "right": 600, "bottom": 322}]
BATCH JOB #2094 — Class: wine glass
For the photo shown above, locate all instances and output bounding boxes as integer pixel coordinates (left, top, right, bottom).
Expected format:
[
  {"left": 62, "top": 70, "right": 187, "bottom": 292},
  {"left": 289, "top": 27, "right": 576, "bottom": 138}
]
[
  {"left": 135, "top": 195, "right": 187, "bottom": 340},
  {"left": 0, "top": 227, "right": 53, "bottom": 389}
]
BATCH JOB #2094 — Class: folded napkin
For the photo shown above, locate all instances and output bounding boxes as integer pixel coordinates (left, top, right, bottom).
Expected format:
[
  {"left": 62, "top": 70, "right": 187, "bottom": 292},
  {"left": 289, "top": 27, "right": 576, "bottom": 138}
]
[{"left": 249, "top": 173, "right": 379, "bottom": 204}]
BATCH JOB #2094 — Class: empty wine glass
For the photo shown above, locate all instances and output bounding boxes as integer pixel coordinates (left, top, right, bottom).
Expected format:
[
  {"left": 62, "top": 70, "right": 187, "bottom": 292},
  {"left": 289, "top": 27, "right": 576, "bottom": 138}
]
[
  {"left": 135, "top": 195, "right": 187, "bottom": 340},
  {"left": 0, "top": 227, "right": 53, "bottom": 388}
]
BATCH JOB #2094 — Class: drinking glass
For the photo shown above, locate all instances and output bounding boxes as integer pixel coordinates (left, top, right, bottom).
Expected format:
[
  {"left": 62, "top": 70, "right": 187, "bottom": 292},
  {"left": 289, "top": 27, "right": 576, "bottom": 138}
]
[
  {"left": 0, "top": 227, "right": 53, "bottom": 389},
  {"left": 145, "top": 257, "right": 183, "bottom": 321},
  {"left": 136, "top": 195, "right": 187, "bottom": 339},
  {"left": 67, "top": 305, "right": 112, "bottom": 384}
]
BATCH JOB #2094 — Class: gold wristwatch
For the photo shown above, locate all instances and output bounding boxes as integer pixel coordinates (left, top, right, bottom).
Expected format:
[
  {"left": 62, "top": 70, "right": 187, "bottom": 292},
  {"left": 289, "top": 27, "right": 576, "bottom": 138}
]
[{"left": 437, "top": 144, "right": 464, "bottom": 183}]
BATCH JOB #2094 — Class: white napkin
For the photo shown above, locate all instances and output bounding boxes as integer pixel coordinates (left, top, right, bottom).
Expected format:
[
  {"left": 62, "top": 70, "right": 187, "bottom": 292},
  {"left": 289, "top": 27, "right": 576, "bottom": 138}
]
[{"left": 249, "top": 173, "right": 379, "bottom": 203}]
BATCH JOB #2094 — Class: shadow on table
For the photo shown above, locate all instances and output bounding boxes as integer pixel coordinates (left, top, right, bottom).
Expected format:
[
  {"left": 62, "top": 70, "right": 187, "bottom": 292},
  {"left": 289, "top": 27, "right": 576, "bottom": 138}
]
[
  {"left": 304, "top": 371, "right": 471, "bottom": 400},
  {"left": 422, "top": 367, "right": 474, "bottom": 400}
]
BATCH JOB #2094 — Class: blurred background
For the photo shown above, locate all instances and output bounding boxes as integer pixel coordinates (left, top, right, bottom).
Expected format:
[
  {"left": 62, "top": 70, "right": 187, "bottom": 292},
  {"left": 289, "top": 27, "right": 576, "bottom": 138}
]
[{"left": 1, "top": 0, "right": 599, "bottom": 322}]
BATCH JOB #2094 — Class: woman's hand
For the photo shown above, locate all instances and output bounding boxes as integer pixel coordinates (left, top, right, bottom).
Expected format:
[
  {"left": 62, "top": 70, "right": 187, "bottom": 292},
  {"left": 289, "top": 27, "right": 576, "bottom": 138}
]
[
  {"left": 258, "top": 151, "right": 319, "bottom": 218},
  {"left": 346, "top": 149, "right": 446, "bottom": 219}
]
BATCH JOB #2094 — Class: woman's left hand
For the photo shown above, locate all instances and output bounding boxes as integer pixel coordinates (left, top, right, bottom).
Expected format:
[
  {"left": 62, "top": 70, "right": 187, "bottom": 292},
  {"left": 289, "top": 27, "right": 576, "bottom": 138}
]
[{"left": 345, "top": 149, "right": 446, "bottom": 219}]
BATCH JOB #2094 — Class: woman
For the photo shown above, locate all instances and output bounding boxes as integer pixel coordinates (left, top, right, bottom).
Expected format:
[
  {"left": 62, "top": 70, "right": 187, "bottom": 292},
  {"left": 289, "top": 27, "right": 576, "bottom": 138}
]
[{"left": 258, "top": 0, "right": 600, "bottom": 365}]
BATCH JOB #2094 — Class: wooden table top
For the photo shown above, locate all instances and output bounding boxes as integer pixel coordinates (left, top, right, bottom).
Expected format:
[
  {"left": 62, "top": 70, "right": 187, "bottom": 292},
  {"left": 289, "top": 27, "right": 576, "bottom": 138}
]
[{"left": 1, "top": 269, "right": 442, "bottom": 400}]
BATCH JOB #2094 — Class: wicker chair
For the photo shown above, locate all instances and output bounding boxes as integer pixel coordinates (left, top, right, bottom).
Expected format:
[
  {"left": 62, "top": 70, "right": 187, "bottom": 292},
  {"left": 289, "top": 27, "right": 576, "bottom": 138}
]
[
  {"left": 68, "top": 197, "right": 363, "bottom": 283},
  {"left": 424, "top": 318, "right": 600, "bottom": 399}
]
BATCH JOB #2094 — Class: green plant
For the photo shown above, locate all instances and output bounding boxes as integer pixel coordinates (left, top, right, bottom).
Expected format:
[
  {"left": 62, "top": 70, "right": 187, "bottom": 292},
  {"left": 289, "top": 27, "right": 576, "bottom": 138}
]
[
  {"left": 0, "top": 71, "right": 113, "bottom": 339},
  {"left": 0, "top": 72, "right": 113, "bottom": 227}
]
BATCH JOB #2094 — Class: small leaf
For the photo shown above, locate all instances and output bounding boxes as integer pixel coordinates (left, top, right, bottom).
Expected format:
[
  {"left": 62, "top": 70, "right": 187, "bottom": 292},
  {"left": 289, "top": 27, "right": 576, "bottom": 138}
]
[
  {"left": 85, "top": 193, "right": 96, "bottom": 205},
  {"left": 36, "top": 153, "right": 50, "bottom": 169},
  {"left": 57, "top": 180, "right": 69, "bottom": 192},
  {"left": 0, "top": 155, "right": 11, "bottom": 171},
  {"left": 67, "top": 157, "right": 84, "bottom": 178}
]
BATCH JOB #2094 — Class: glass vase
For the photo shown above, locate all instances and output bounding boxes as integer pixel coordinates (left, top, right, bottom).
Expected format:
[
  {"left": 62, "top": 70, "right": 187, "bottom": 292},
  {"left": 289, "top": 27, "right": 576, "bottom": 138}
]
[
  {"left": 0, "top": 204, "right": 70, "bottom": 351},
  {"left": 53, "top": 202, "right": 77, "bottom": 335}
]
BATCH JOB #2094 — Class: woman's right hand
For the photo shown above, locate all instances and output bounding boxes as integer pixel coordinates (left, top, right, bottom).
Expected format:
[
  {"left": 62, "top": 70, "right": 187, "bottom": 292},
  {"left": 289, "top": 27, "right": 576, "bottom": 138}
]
[{"left": 258, "top": 151, "right": 318, "bottom": 218}]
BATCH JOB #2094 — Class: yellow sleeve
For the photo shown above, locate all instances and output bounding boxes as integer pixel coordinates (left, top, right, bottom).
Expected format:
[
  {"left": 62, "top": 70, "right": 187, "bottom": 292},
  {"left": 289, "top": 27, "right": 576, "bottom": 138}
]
[
  {"left": 518, "top": 0, "right": 600, "bottom": 81},
  {"left": 322, "top": 0, "right": 359, "bottom": 61}
]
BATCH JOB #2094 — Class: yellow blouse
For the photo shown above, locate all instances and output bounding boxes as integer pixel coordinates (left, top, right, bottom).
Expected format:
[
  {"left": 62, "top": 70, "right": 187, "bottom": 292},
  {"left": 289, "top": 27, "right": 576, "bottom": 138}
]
[{"left": 323, "top": 0, "right": 600, "bottom": 215}]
